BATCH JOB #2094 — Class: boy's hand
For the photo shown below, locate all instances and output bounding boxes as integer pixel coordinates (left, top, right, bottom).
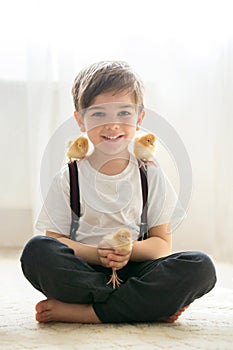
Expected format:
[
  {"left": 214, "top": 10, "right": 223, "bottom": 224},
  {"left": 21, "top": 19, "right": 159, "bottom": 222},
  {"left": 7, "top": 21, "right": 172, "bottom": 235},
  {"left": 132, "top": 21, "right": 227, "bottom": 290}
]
[
  {"left": 98, "top": 248, "right": 131, "bottom": 270},
  {"left": 98, "top": 229, "right": 133, "bottom": 270}
]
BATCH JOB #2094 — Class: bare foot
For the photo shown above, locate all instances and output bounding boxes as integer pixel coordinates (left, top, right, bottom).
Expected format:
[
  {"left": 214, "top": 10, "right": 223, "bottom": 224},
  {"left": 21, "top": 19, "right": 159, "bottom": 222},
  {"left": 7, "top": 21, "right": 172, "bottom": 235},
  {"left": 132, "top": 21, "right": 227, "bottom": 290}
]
[
  {"left": 159, "top": 305, "right": 190, "bottom": 323},
  {"left": 35, "top": 298, "right": 101, "bottom": 324}
]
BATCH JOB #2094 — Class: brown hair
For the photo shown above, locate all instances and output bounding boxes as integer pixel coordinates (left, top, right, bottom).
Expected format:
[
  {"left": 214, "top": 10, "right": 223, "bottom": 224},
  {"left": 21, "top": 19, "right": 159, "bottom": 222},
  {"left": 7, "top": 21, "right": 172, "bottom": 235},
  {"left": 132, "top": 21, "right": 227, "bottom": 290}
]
[{"left": 71, "top": 61, "right": 144, "bottom": 111}]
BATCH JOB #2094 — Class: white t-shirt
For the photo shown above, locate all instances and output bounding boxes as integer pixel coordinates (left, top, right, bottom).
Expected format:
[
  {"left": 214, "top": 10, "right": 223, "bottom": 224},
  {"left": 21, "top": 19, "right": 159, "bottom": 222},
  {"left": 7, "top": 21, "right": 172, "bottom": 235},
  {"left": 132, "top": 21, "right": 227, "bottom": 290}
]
[{"left": 35, "top": 153, "right": 185, "bottom": 245}]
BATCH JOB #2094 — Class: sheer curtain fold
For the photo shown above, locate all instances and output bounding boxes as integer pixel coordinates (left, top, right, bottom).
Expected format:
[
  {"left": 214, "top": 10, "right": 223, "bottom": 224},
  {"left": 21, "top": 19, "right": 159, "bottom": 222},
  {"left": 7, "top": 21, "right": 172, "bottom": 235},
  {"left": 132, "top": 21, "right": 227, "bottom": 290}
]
[
  {"left": 26, "top": 47, "right": 75, "bottom": 223},
  {"left": 214, "top": 40, "right": 233, "bottom": 259}
]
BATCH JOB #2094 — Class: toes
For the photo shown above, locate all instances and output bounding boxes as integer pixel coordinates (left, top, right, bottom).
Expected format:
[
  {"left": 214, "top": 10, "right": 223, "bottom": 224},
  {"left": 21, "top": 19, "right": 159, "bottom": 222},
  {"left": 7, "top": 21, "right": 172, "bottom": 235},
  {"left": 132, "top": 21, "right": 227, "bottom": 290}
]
[
  {"left": 35, "top": 298, "right": 54, "bottom": 313},
  {"left": 175, "top": 310, "right": 183, "bottom": 316},
  {"left": 158, "top": 304, "right": 189, "bottom": 323},
  {"left": 159, "top": 316, "right": 176, "bottom": 323},
  {"left": 35, "top": 300, "right": 48, "bottom": 313},
  {"left": 35, "top": 299, "right": 57, "bottom": 323},
  {"left": 36, "top": 310, "right": 53, "bottom": 323},
  {"left": 167, "top": 315, "right": 178, "bottom": 322}
]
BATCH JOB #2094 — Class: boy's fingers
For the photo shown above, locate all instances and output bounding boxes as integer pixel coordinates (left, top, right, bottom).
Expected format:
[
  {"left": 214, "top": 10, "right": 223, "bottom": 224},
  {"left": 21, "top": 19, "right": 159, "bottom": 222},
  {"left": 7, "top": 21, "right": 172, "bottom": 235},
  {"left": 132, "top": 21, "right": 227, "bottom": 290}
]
[
  {"left": 98, "top": 249, "right": 130, "bottom": 269},
  {"left": 114, "top": 249, "right": 131, "bottom": 256},
  {"left": 107, "top": 253, "right": 130, "bottom": 262},
  {"left": 98, "top": 248, "right": 114, "bottom": 257}
]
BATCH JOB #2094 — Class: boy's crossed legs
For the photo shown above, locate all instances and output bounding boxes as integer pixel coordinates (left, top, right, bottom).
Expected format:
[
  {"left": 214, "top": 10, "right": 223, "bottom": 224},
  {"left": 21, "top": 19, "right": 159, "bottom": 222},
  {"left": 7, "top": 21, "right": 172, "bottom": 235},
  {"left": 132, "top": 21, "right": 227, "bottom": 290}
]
[{"left": 21, "top": 236, "right": 216, "bottom": 324}]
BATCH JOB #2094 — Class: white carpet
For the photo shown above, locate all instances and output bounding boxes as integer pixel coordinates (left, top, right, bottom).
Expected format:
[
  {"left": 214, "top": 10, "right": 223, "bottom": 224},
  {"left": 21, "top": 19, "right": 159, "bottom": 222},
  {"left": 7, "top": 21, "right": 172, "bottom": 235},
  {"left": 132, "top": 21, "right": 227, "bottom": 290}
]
[{"left": 0, "top": 249, "right": 233, "bottom": 350}]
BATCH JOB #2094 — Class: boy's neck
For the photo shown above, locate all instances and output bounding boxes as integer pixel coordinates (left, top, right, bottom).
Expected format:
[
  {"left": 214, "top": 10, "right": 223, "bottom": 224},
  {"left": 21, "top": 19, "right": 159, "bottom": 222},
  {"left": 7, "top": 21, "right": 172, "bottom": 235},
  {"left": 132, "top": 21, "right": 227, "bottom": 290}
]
[{"left": 87, "top": 149, "right": 130, "bottom": 175}]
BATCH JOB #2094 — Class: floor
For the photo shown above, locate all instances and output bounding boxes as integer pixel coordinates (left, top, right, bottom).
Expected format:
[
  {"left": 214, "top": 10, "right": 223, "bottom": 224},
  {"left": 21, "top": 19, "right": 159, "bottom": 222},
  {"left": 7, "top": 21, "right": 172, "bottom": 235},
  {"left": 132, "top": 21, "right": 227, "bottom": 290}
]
[{"left": 0, "top": 249, "right": 233, "bottom": 350}]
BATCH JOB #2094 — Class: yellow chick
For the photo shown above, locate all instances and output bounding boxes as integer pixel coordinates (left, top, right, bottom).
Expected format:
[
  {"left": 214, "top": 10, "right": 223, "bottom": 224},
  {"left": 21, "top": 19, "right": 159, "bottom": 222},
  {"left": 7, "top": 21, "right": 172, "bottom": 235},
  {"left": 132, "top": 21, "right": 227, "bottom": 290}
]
[
  {"left": 98, "top": 229, "right": 133, "bottom": 289},
  {"left": 67, "top": 136, "right": 89, "bottom": 162},
  {"left": 133, "top": 133, "right": 157, "bottom": 167}
]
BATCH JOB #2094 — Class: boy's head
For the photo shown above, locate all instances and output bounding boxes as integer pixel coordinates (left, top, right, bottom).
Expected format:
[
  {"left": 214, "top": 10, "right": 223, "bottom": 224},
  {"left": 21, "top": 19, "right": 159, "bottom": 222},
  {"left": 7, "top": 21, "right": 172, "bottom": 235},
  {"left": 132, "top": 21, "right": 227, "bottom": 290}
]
[{"left": 71, "top": 61, "right": 144, "bottom": 112}]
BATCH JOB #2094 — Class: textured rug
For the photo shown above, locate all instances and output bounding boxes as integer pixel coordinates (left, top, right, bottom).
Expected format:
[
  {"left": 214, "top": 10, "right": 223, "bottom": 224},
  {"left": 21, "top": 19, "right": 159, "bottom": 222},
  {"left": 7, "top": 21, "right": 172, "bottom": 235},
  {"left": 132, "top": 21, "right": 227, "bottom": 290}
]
[{"left": 0, "top": 249, "right": 232, "bottom": 350}]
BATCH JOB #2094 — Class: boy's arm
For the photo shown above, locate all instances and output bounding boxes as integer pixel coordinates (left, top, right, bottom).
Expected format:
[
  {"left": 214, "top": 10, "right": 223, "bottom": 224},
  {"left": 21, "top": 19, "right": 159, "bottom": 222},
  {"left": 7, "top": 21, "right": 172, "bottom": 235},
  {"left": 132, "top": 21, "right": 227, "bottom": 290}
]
[
  {"left": 130, "top": 223, "right": 172, "bottom": 262},
  {"left": 46, "top": 222, "right": 171, "bottom": 267},
  {"left": 46, "top": 231, "right": 101, "bottom": 265}
]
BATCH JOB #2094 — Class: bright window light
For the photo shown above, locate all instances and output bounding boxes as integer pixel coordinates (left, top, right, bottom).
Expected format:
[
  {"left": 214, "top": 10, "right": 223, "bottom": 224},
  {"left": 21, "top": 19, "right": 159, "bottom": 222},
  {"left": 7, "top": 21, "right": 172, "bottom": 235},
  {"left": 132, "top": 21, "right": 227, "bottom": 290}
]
[{"left": 0, "top": 0, "right": 232, "bottom": 80}]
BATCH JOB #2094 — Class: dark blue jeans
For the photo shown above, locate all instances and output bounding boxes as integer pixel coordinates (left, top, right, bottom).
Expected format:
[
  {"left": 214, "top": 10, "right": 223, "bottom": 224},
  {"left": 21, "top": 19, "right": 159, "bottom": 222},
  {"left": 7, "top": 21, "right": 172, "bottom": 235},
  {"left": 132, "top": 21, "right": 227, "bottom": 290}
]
[{"left": 20, "top": 235, "right": 217, "bottom": 323}]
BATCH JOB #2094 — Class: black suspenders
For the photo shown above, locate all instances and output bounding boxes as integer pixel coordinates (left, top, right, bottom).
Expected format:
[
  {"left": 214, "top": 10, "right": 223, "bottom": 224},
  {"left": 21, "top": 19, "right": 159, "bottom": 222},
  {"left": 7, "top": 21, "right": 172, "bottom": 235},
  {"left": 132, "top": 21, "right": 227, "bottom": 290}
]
[
  {"left": 68, "top": 161, "right": 81, "bottom": 241},
  {"left": 138, "top": 162, "right": 148, "bottom": 240},
  {"left": 68, "top": 160, "right": 148, "bottom": 241}
]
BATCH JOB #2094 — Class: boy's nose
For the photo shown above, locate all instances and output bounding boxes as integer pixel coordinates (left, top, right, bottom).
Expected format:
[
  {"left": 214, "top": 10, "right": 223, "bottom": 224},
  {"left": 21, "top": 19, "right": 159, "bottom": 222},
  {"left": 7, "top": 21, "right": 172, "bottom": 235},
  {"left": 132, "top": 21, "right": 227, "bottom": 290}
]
[{"left": 104, "top": 122, "right": 120, "bottom": 130}]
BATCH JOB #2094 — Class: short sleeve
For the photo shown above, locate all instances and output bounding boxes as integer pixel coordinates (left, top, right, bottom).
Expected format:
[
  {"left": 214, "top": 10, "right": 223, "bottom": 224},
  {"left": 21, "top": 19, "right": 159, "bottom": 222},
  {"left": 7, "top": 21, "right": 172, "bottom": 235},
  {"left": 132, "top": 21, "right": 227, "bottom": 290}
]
[
  {"left": 34, "top": 166, "right": 71, "bottom": 236},
  {"left": 147, "top": 165, "right": 186, "bottom": 232}
]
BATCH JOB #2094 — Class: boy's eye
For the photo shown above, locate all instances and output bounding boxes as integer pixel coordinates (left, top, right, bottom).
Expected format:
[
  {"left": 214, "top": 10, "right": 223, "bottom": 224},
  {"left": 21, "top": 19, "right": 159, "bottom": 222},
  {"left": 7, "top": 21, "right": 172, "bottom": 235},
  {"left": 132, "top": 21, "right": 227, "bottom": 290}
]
[
  {"left": 91, "top": 112, "right": 105, "bottom": 117},
  {"left": 118, "top": 111, "right": 131, "bottom": 117}
]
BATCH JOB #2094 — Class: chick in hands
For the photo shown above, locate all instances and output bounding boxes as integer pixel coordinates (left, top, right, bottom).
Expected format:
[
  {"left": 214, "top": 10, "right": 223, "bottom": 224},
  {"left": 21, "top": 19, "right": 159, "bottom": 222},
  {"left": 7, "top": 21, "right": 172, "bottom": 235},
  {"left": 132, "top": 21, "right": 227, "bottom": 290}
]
[
  {"left": 67, "top": 136, "right": 89, "bottom": 162},
  {"left": 98, "top": 229, "right": 133, "bottom": 288},
  {"left": 134, "top": 133, "right": 157, "bottom": 168}
]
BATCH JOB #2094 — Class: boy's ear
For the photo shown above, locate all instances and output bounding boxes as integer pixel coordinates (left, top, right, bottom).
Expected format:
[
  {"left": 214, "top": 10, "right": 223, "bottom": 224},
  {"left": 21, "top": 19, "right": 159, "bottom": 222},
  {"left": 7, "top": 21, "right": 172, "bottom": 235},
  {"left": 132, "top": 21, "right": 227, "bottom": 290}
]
[
  {"left": 74, "top": 111, "right": 86, "bottom": 132},
  {"left": 136, "top": 110, "right": 145, "bottom": 130}
]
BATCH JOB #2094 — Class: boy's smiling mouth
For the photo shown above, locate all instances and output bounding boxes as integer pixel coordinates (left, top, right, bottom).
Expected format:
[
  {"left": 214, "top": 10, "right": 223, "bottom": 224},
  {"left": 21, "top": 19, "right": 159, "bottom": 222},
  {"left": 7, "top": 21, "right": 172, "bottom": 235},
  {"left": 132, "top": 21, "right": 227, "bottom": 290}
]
[{"left": 101, "top": 135, "right": 124, "bottom": 142}]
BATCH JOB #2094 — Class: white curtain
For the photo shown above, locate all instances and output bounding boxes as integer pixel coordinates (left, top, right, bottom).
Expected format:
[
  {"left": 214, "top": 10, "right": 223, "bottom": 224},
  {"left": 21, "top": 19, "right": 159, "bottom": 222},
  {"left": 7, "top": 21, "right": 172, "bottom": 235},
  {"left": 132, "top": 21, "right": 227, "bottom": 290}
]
[
  {"left": 214, "top": 40, "right": 233, "bottom": 260},
  {"left": 0, "top": 0, "right": 232, "bottom": 260}
]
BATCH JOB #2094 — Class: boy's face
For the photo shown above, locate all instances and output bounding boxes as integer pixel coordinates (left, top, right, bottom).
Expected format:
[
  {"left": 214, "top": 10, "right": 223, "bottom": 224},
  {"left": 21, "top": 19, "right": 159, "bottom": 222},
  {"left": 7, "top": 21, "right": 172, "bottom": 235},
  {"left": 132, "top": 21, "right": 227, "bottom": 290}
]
[{"left": 75, "top": 91, "right": 144, "bottom": 156}]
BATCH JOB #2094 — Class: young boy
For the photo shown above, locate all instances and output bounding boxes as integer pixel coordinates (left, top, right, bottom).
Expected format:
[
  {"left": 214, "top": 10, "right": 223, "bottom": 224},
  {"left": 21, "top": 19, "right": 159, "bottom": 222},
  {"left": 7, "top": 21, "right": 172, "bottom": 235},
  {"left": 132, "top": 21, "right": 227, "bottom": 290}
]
[{"left": 21, "top": 61, "right": 216, "bottom": 324}]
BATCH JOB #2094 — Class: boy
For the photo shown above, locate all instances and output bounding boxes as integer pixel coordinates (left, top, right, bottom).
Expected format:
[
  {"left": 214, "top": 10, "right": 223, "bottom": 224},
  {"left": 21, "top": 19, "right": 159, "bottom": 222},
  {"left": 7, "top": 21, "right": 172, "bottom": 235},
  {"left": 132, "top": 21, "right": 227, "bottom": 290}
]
[{"left": 21, "top": 61, "right": 216, "bottom": 323}]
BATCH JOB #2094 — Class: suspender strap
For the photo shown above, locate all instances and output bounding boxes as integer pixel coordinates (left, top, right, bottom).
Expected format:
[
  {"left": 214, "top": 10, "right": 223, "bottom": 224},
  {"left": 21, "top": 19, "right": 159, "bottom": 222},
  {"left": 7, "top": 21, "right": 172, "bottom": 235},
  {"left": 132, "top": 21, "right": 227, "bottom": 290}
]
[
  {"left": 138, "top": 163, "right": 148, "bottom": 240},
  {"left": 68, "top": 161, "right": 80, "bottom": 240}
]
